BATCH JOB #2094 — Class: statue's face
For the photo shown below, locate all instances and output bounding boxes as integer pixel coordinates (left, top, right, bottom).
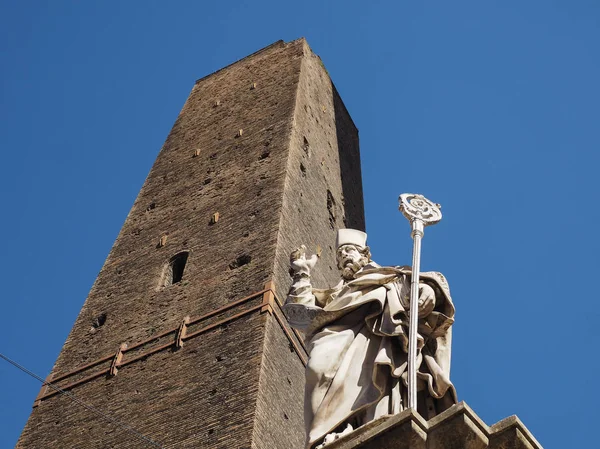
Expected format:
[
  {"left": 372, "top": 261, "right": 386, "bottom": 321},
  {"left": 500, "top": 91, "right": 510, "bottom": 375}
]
[{"left": 337, "top": 244, "right": 367, "bottom": 280}]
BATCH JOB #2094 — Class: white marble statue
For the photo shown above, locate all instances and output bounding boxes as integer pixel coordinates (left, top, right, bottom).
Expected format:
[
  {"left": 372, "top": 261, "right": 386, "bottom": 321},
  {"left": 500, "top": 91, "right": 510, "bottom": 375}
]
[{"left": 283, "top": 229, "right": 457, "bottom": 449}]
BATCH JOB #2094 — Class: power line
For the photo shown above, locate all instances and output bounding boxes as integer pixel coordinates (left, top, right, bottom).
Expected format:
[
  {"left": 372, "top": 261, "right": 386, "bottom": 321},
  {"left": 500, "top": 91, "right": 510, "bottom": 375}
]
[{"left": 0, "top": 352, "right": 163, "bottom": 449}]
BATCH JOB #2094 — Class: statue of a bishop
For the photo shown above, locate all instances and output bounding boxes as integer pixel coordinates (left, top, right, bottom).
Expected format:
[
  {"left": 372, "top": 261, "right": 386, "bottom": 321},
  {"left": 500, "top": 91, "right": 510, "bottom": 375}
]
[{"left": 283, "top": 229, "right": 457, "bottom": 448}]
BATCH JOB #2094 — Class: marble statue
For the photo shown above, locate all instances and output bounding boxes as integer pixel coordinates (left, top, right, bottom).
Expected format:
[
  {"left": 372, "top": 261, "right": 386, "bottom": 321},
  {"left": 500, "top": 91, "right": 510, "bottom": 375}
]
[{"left": 283, "top": 229, "right": 457, "bottom": 449}]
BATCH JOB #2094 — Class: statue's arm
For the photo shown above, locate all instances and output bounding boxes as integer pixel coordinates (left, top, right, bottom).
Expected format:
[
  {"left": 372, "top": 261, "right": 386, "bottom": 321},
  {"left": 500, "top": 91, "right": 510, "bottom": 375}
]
[
  {"left": 286, "top": 273, "right": 317, "bottom": 306},
  {"left": 285, "top": 245, "right": 319, "bottom": 307}
]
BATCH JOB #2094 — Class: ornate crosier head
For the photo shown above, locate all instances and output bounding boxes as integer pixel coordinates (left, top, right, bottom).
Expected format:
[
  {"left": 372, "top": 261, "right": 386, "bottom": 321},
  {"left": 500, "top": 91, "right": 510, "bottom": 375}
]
[
  {"left": 399, "top": 194, "right": 442, "bottom": 229},
  {"left": 336, "top": 229, "right": 370, "bottom": 280}
]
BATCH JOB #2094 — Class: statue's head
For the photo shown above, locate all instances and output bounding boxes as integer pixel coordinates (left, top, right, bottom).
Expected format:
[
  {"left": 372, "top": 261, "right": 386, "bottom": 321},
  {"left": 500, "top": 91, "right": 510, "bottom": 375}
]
[{"left": 336, "top": 229, "right": 371, "bottom": 280}]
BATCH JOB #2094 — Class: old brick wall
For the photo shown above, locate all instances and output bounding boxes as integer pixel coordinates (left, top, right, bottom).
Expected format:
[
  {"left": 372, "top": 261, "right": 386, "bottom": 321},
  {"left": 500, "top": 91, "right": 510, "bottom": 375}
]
[
  {"left": 252, "top": 315, "right": 306, "bottom": 449},
  {"left": 18, "top": 38, "right": 364, "bottom": 449},
  {"left": 255, "top": 41, "right": 365, "bottom": 449},
  {"left": 46, "top": 39, "right": 305, "bottom": 373},
  {"left": 271, "top": 40, "right": 364, "bottom": 303},
  {"left": 20, "top": 311, "right": 265, "bottom": 449}
]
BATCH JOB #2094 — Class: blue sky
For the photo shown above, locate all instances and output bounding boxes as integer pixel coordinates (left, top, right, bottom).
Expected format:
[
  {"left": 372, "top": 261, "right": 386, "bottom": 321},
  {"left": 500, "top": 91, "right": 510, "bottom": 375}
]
[{"left": 1, "top": 1, "right": 599, "bottom": 447}]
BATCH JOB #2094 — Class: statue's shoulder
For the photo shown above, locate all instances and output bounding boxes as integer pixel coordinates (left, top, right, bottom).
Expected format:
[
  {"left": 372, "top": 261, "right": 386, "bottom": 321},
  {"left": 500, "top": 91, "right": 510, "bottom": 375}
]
[
  {"left": 421, "top": 270, "right": 449, "bottom": 288},
  {"left": 361, "top": 263, "right": 410, "bottom": 274}
]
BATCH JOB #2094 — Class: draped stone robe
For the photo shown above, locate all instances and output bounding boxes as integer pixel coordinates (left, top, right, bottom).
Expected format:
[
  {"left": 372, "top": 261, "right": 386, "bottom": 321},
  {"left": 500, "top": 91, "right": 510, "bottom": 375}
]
[{"left": 283, "top": 263, "right": 457, "bottom": 449}]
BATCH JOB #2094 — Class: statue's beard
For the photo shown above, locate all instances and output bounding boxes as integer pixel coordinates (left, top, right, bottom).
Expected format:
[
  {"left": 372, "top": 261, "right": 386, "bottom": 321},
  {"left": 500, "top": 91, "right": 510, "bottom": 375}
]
[{"left": 341, "top": 258, "right": 366, "bottom": 280}]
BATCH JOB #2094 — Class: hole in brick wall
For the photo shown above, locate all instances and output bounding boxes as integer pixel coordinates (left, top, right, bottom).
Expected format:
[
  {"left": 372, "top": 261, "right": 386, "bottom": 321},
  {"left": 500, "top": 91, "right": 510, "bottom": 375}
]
[
  {"left": 203, "top": 178, "right": 212, "bottom": 185},
  {"left": 243, "top": 231, "right": 250, "bottom": 237},
  {"left": 229, "top": 254, "right": 252, "bottom": 269},
  {"left": 216, "top": 356, "right": 223, "bottom": 362},
  {"left": 92, "top": 313, "right": 107, "bottom": 329},
  {"left": 171, "top": 253, "right": 188, "bottom": 283},
  {"left": 287, "top": 377, "right": 292, "bottom": 385},
  {"left": 303, "top": 137, "right": 310, "bottom": 156},
  {"left": 288, "top": 342, "right": 295, "bottom": 353},
  {"left": 264, "top": 139, "right": 271, "bottom": 147},
  {"left": 327, "top": 190, "right": 336, "bottom": 229},
  {"left": 209, "top": 389, "right": 217, "bottom": 396},
  {"left": 259, "top": 150, "right": 270, "bottom": 160},
  {"left": 284, "top": 413, "right": 289, "bottom": 420},
  {"left": 208, "top": 429, "right": 215, "bottom": 435},
  {"left": 162, "top": 251, "right": 190, "bottom": 287},
  {"left": 300, "top": 163, "right": 306, "bottom": 177},
  {"left": 146, "top": 202, "right": 156, "bottom": 211}
]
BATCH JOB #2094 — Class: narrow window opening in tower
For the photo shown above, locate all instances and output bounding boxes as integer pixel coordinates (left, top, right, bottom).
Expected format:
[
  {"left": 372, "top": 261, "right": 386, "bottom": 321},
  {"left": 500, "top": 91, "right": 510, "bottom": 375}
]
[
  {"left": 229, "top": 254, "right": 252, "bottom": 269},
  {"left": 163, "top": 251, "right": 189, "bottom": 287},
  {"left": 92, "top": 313, "right": 107, "bottom": 329},
  {"left": 300, "top": 163, "right": 307, "bottom": 177},
  {"left": 303, "top": 137, "right": 310, "bottom": 156},
  {"left": 327, "top": 190, "right": 336, "bottom": 229}
]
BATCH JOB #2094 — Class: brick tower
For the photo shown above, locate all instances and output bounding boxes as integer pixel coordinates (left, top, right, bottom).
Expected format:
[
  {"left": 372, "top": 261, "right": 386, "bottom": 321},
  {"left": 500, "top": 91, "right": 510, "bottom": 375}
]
[{"left": 17, "top": 38, "right": 364, "bottom": 449}]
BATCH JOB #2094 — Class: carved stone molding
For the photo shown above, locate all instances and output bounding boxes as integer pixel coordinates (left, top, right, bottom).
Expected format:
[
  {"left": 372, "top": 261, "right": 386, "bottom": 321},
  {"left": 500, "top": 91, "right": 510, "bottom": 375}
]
[{"left": 324, "top": 402, "right": 542, "bottom": 449}]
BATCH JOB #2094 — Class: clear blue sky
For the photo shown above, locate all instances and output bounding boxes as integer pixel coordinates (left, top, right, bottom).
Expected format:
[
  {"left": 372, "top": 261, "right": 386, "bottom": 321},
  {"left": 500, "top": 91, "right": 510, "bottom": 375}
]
[{"left": 1, "top": 1, "right": 599, "bottom": 447}]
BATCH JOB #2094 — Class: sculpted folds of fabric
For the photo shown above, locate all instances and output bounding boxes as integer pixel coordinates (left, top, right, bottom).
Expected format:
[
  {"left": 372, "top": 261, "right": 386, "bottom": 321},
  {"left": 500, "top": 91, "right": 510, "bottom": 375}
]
[{"left": 283, "top": 231, "right": 457, "bottom": 449}]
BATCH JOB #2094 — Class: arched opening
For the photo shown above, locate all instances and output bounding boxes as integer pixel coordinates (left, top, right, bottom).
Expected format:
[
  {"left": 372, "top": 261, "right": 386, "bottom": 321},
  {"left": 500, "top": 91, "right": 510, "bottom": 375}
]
[{"left": 162, "top": 251, "right": 189, "bottom": 287}]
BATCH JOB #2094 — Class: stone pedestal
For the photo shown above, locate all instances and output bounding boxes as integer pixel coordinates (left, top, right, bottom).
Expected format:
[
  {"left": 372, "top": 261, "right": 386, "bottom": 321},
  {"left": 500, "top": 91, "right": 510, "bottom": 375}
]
[{"left": 326, "top": 402, "right": 542, "bottom": 449}]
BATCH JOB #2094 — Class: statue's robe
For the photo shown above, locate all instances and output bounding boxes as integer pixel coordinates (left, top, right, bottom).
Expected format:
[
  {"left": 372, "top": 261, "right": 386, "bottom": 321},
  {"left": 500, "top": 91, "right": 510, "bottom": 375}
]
[{"left": 283, "top": 264, "right": 457, "bottom": 449}]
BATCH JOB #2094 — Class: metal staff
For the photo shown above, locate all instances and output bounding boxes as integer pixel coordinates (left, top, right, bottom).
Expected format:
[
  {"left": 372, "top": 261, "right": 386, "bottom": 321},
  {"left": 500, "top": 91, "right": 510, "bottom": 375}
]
[{"left": 399, "top": 193, "right": 442, "bottom": 411}]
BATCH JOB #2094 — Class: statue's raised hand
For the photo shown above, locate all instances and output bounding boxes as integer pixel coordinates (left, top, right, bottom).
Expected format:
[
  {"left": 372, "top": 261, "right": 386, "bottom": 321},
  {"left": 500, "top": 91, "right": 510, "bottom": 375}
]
[{"left": 289, "top": 245, "right": 319, "bottom": 278}]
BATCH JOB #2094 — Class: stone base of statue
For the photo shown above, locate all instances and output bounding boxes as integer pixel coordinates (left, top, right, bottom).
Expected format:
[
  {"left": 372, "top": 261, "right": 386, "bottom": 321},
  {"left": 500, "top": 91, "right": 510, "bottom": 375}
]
[{"left": 323, "top": 402, "right": 542, "bottom": 449}]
